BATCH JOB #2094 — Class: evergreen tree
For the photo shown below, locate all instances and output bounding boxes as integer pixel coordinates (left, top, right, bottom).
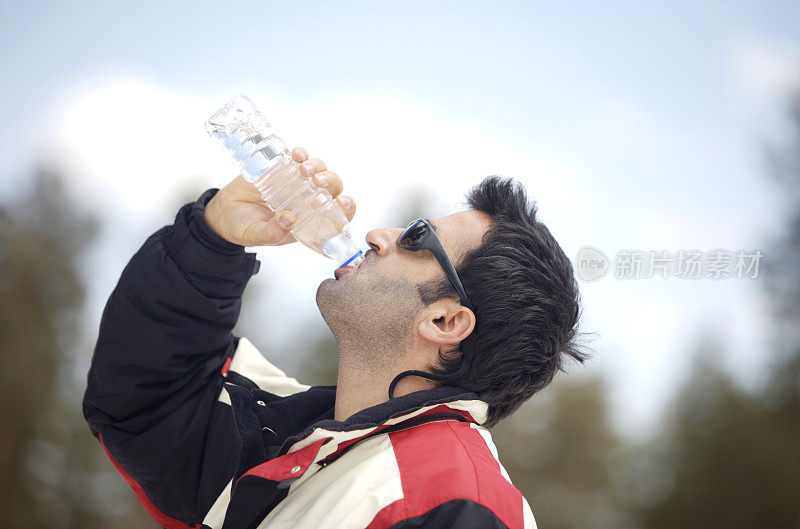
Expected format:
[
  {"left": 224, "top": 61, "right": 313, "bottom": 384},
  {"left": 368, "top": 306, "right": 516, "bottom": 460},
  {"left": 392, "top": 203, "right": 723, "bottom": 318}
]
[
  {"left": 637, "top": 92, "right": 800, "bottom": 529},
  {"left": 0, "top": 168, "right": 156, "bottom": 528},
  {"left": 492, "top": 376, "right": 634, "bottom": 529}
]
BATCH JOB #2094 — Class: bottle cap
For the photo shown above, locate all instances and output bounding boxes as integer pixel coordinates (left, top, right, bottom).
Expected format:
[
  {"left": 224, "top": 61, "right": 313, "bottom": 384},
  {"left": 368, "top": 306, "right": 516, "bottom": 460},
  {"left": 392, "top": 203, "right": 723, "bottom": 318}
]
[{"left": 339, "top": 249, "right": 364, "bottom": 268}]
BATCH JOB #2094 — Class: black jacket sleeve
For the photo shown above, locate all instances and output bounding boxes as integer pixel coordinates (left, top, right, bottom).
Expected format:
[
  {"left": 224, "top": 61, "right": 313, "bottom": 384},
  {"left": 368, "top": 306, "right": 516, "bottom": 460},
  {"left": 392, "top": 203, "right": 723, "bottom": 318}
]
[
  {"left": 83, "top": 188, "right": 261, "bottom": 527},
  {"left": 386, "top": 500, "right": 510, "bottom": 529}
]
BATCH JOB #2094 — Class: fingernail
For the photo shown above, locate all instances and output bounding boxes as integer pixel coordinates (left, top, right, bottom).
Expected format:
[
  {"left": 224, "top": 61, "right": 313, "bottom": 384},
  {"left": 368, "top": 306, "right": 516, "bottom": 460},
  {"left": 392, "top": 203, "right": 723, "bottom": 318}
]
[
  {"left": 340, "top": 197, "right": 351, "bottom": 208},
  {"left": 316, "top": 174, "right": 328, "bottom": 186},
  {"left": 302, "top": 163, "right": 314, "bottom": 176},
  {"left": 278, "top": 215, "right": 293, "bottom": 229}
]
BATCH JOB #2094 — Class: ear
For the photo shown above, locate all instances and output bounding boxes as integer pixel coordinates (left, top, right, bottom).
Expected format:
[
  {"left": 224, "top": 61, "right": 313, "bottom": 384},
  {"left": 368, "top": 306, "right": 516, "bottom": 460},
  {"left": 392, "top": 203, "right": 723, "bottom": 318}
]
[{"left": 417, "top": 302, "right": 476, "bottom": 347}]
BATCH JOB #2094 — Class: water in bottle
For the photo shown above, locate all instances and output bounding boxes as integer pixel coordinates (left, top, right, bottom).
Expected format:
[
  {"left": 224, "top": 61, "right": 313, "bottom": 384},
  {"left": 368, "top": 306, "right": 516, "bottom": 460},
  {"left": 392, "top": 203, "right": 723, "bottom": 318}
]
[{"left": 206, "top": 95, "right": 364, "bottom": 268}]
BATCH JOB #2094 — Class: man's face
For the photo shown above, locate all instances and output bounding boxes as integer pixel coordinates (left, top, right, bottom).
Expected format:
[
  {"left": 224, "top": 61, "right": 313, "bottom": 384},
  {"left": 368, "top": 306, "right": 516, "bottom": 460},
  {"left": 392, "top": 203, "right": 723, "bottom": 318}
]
[{"left": 316, "top": 209, "right": 490, "bottom": 362}]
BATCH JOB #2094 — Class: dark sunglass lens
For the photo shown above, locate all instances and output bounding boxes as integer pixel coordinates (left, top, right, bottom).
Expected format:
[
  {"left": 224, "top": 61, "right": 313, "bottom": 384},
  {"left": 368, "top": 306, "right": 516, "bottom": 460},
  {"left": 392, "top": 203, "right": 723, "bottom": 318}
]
[{"left": 399, "top": 221, "right": 429, "bottom": 247}]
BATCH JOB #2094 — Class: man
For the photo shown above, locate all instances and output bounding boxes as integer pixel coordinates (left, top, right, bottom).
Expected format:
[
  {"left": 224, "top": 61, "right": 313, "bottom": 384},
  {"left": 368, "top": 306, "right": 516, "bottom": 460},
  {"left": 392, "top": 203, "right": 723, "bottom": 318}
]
[{"left": 83, "top": 148, "right": 585, "bottom": 529}]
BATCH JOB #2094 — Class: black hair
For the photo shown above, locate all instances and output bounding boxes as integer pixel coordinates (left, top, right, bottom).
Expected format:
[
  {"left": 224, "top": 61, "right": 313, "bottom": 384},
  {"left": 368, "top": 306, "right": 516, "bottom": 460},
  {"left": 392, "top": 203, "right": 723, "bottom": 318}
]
[{"left": 419, "top": 176, "right": 588, "bottom": 427}]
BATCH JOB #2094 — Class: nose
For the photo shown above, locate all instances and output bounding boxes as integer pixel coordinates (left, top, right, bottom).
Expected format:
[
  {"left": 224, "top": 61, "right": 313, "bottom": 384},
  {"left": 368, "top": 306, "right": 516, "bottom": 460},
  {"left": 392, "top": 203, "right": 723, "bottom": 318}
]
[{"left": 365, "top": 227, "right": 402, "bottom": 257}]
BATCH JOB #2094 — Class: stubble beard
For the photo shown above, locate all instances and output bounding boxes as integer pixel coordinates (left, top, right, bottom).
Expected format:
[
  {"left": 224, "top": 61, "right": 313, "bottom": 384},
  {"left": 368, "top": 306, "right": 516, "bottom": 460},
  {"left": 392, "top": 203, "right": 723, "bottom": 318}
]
[{"left": 317, "top": 276, "right": 424, "bottom": 374}]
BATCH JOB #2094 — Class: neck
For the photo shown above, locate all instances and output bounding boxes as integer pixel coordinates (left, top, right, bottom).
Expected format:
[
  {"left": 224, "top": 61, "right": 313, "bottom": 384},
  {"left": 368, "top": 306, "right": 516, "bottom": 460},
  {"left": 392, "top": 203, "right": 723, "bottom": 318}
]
[{"left": 333, "top": 338, "right": 438, "bottom": 422}]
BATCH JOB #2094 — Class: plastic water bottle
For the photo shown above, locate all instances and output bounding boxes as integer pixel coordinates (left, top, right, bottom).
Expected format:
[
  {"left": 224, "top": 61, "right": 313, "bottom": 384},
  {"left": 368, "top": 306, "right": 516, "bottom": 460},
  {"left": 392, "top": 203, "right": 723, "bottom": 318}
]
[{"left": 206, "top": 95, "right": 364, "bottom": 268}]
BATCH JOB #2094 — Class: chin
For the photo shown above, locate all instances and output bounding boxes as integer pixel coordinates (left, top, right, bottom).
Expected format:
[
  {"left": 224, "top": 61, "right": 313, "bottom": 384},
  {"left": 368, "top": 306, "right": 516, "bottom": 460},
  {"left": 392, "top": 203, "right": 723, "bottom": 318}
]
[
  {"left": 315, "top": 278, "right": 335, "bottom": 307},
  {"left": 316, "top": 279, "right": 354, "bottom": 332},
  {"left": 316, "top": 278, "right": 348, "bottom": 313}
]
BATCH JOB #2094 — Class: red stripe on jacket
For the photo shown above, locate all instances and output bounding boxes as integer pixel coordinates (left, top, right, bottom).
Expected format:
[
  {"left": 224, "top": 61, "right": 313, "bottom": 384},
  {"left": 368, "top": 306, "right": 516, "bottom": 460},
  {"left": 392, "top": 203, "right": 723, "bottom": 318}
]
[
  {"left": 99, "top": 433, "right": 201, "bottom": 529},
  {"left": 366, "top": 420, "right": 523, "bottom": 529}
]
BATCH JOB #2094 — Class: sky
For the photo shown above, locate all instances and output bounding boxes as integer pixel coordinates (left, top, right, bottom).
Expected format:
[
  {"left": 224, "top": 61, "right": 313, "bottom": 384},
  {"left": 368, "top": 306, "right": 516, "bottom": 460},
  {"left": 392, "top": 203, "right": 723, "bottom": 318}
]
[{"left": 1, "top": 0, "right": 799, "bottom": 437}]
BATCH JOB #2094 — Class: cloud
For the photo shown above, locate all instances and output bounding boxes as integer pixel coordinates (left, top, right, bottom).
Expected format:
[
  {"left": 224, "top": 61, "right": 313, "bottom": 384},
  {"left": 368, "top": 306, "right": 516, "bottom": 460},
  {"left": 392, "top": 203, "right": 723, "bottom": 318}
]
[
  {"left": 52, "top": 76, "right": 231, "bottom": 220},
  {"left": 727, "top": 33, "right": 800, "bottom": 101},
  {"left": 52, "top": 75, "right": 585, "bottom": 234}
]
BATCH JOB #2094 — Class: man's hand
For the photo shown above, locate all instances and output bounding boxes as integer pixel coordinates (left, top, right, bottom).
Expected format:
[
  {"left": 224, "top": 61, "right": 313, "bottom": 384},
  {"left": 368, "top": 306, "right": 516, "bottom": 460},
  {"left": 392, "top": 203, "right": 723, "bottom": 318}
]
[{"left": 204, "top": 147, "right": 356, "bottom": 247}]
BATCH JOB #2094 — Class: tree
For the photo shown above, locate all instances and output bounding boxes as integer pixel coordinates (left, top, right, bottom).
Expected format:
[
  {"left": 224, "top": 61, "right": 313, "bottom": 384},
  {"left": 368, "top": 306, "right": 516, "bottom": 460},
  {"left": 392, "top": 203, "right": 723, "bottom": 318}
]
[
  {"left": 763, "top": 94, "right": 800, "bottom": 429},
  {"left": 0, "top": 168, "right": 155, "bottom": 528},
  {"left": 492, "top": 376, "right": 635, "bottom": 529},
  {"left": 638, "top": 338, "right": 799, "bottom": 529},
  {"left": 636, "top": 91, "right": 800, "bottom": 529}
]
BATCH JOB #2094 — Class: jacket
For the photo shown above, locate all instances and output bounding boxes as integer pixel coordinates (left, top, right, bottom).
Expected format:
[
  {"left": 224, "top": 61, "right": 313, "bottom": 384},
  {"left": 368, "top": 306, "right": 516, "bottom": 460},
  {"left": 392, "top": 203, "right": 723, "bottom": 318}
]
[{"left": 83, "top": 189, "right": 537, "bottom": 529}]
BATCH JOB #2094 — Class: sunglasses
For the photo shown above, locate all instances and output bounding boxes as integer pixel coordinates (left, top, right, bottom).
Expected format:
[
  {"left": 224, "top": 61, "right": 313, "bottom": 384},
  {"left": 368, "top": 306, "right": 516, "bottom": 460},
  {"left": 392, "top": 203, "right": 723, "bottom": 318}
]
[
  {"left": 397, "top": 218, "right": 472, "bottom": 308},
  {"left": 388, "top": 218, "right": 477, "bottom": 398}
]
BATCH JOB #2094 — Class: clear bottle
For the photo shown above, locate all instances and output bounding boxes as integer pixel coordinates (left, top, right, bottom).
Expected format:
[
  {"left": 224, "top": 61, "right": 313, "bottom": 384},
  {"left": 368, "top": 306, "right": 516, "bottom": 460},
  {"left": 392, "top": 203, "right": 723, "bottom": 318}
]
[{"left": 206, "top": 95, "right": 364, "bottom": 267}]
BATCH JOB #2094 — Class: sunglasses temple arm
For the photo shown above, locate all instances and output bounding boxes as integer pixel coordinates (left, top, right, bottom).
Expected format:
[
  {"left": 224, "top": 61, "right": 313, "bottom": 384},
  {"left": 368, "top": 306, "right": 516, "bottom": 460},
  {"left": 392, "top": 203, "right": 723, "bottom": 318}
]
[{"left": 439, "top": 257, "right": 471, "bottom": 305}]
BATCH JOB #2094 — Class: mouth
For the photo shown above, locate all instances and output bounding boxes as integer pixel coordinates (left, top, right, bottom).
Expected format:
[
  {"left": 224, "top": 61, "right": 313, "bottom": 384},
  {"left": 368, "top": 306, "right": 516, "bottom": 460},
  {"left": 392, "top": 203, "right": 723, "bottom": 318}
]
[
  {"left": 333, "top": 249, "right": 373, "bottom": 280},
  {"left": 334, "top": 265, "right": 358, "bottom": 280}
]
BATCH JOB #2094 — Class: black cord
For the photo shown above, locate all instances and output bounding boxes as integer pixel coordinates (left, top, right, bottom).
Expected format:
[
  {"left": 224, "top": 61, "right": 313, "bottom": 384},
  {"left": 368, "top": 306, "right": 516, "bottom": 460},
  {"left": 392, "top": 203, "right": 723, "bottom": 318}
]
[{"left": 387, "top": 332, "right": 476, "bottom": 399}]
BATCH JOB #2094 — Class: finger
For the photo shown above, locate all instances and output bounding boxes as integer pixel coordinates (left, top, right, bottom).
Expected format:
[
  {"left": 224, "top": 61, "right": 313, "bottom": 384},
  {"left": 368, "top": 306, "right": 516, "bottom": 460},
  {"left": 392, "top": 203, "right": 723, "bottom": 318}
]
[
  {"left": 312, "top": 170, "right": 343, "bottom": 197},
  {"left": 337, "top": 195, "right": 356, "bottom": 222},
  {"left": 275, "top": 210, "right": 296, "bottom": 231},
  {"left": 291, "top": 147, "right": 309, "bottom": 163},
  {"left": 300, "top": 157, "right": 327, "bottom": 177},
  {"left": 271, "top": 229, "right": 296, "bottom": 246},
  {"left": 273, "top": 210, "right": 299, "bottom": 245},
  {"left": 250, "top": 214, "right": 296, "bottom": 246}
]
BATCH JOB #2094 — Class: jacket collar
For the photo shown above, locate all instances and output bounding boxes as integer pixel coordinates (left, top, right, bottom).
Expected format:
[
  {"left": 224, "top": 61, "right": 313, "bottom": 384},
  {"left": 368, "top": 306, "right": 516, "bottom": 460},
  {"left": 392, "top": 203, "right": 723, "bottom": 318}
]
[
  {"left": 279, "top": 385, "right": 488, "bottom": 458},
  {"left": 224, "top": 384, "right": 489, "bottom": 528}
]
